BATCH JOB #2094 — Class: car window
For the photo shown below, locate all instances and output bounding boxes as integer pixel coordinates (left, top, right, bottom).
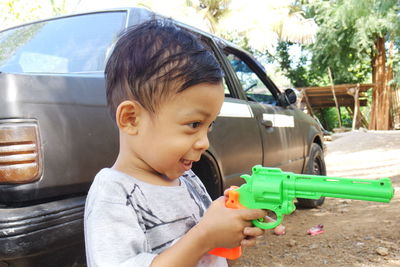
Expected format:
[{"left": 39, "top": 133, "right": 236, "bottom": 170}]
[
  {"left": 222, "top": 77, "right": 233, "bottom": 97},
  {"left": 225, "top": 53, "right": 277, "bottom": 105},
  {"left": 0, "top": 11, "right": 126, "bottom": 73}
]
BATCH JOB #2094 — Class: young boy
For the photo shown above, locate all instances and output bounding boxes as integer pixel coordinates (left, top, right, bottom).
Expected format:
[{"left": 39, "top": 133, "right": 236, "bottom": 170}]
[{"left": 84, "top": 19, "right": 267, "bottom": 267}]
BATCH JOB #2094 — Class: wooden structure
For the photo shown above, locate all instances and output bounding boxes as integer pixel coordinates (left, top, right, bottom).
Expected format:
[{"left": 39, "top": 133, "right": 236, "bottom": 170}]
[{"left": 297, "top": 83, "right": 374, "bottom": 129}]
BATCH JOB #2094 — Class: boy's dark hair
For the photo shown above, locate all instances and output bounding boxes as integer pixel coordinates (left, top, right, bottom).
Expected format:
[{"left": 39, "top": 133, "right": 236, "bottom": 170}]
[{"left": 105, "top": 19, "right": 224, "bottom": 120}]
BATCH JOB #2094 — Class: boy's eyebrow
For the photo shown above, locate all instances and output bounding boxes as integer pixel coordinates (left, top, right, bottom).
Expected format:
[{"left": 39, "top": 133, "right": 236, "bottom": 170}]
[{"left": 182, "top": 108, "right": 212, "bottom": 118}]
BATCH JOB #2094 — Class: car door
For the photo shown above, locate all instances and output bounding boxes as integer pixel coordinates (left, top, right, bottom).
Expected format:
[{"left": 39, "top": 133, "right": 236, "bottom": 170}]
[
  {"left": 222, "top": 47, "right": 304, "bottom": 171},
  {"left": 197, "top": 38, "right": 264, "bottom": 188}
]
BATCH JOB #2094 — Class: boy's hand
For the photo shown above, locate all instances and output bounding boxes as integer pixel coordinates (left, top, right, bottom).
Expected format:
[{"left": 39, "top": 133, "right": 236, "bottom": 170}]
[
  {"left": 223, "top": 188, "right": 265, "bottom": 247},
  {"left": 223, "top": 188, "right": 285, "bottom": 240},
  {"left": 197, "top": 196, "right": 267, "bottom": 250}
]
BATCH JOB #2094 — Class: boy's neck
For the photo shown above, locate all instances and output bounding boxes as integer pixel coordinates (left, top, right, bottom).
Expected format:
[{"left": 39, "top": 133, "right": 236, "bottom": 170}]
[{"left": 112, "top": 157, "right": 181, "bottom": 187}]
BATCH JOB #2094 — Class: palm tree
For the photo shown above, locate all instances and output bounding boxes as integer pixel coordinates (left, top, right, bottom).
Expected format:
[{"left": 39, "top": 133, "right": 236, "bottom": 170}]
[
  {"left": 137, "top": 0, "right": 317, "bottom": 53},
  {"left": 218, "top": 0, "right": 317, "bottom": 52}
]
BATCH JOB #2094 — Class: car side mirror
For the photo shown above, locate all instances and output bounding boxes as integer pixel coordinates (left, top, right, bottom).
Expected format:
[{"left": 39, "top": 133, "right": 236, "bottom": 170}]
[{"left": 284, "top": 88, "right": 297, "bottom": 105}]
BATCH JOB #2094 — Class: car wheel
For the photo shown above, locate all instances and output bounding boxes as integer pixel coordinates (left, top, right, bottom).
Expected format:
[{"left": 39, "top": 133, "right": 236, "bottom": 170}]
[
  {"left": 297, "top": 143, "right": 327, "bottom": 208},
  {"left": 191, "top": 154, "right": 222, "bottom": 200}
]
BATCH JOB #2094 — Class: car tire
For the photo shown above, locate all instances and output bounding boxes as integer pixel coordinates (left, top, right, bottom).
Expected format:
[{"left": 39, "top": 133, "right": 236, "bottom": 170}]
[
  {"left": 191, "top": 154, "right": 222, "bottom": 200},
  {"left": 297, "top": 143, "right": 327, "bottom": 208}
]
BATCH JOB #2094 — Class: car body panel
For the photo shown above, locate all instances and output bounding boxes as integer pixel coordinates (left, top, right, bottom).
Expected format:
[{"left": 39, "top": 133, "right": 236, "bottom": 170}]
[{"left": 0, "top": 73, "right": 118, "bottom": 203}]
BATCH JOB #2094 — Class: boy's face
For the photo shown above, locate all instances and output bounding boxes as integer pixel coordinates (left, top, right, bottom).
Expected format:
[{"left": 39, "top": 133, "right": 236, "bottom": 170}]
[{"left": 132, "top": 82, "right": 224, "bottom": 183}]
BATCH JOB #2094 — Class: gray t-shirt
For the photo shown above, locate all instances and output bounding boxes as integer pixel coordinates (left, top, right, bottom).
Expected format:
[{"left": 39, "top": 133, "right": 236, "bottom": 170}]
[{"left": 84, "top": 168, "right": 228, "bottom": 267}]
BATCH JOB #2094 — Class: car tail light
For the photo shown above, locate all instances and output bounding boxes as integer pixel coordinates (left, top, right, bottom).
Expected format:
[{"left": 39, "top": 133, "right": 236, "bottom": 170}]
[{"left": 0, "top": 120, "right": 42, "bottom": 184}]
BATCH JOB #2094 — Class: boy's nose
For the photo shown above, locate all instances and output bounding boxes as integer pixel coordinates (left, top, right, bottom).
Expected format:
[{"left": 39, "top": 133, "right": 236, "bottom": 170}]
[{"left": 194, "top": 132, "right": 210, "bottom": 151}]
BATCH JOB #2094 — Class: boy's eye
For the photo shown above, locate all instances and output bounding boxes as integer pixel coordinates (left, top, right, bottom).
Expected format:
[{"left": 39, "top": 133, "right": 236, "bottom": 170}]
[
  {"left": 189, "top": 122, "right": 201, "bottom": 129},
  {"left": 187, "top": 121, "right": 215, "bottom": 131}
]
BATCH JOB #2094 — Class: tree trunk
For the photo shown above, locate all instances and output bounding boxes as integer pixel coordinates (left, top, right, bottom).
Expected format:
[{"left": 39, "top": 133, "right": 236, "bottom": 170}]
[
  {"left": 369, "top": 36, "right": 391, "bottom": 130},
  {"left": 386, "top": 38, "right": 394, "bottom": 129},
  {"left": 393, "top": 87, "right": 400, "bottom": 129},
  {"left": 327, "top": 67, "right": 342, "bottom": 128}
]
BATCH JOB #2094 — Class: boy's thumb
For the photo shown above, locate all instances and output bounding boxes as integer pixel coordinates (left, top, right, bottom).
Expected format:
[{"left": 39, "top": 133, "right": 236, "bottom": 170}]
[{"left": 213, "top": 196, "right": 227, "bottom": 206}]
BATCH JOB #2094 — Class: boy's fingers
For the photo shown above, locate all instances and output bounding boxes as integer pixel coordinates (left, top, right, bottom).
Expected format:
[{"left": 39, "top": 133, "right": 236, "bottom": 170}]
[
  {"left": 223, "top": 186, "right": 240, "bottom": 198},
  {"left": 243, "top": 226, "right": 264, "bottom": 237},
  {"left": 239, "top": 208, "right": 268, "bottom": 220},
  {"left": 213, "top": 198, "right": 267, "bottom": 221},
  {"left": 240, "top": 237, "right": 257, "bottom": 247},
  {"left": 223, "top": 189, "right": 230, "bottom": 198}
]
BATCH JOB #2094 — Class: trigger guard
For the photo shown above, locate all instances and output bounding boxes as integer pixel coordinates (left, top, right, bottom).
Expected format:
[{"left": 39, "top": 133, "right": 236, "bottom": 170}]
[{"left": 252, "top": 214, "right": 283, "bottom": 229}]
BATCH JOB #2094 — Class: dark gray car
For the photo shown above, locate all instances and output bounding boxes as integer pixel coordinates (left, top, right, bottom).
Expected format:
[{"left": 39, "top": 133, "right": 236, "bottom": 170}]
[{"left": 0, "top": 8, "right": 325, "bottom": 266}]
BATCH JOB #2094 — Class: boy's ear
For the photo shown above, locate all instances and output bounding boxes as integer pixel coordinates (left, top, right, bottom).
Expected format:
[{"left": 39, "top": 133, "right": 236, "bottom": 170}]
[{"left": 115, "top": 100, "right": 142, "bottom": 135}]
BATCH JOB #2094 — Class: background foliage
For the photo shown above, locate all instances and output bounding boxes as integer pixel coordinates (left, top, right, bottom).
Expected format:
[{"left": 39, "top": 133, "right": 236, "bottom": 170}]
[{"left": 1, "top": 0, "right": 399, "bottom": 129}]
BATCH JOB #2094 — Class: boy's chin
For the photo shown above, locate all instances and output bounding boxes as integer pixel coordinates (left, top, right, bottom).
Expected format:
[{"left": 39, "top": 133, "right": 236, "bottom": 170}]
[
  {"left": 160, "top": 171, "right": 184, "bottom": 181},
  {"left": 157, "top": 162, "right": 192, "bottom": 180}
]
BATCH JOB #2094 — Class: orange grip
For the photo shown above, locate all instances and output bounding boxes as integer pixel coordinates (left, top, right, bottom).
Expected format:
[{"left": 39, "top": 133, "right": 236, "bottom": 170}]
[
  {"left": 208, "top": 187, "right": 244, "bottom": 260},
  {"left": 208, "top": 246, "right": 242, "bottom": 260},
  {"left": 225, "top": 187, "right": 245, "bottom": 209}
]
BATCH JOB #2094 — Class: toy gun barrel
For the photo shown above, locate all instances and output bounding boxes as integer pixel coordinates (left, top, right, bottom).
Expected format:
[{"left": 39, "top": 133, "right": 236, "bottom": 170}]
[
  {"left": 292, "top": 173, "right": 393, "bottom": 203},
  {"left": 247, "top": 166, "right": 394, "bottom": 204}
]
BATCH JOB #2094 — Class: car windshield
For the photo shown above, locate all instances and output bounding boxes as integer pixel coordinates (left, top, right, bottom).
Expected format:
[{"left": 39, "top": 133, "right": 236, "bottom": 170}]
[{"left": 0, "top": 11, "right": 126, "bottom": 74}]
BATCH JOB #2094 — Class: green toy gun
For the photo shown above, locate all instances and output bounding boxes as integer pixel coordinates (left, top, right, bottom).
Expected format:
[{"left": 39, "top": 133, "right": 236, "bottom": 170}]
[{"left": 209, "top": 165, "right": 394, "bottom": 260}]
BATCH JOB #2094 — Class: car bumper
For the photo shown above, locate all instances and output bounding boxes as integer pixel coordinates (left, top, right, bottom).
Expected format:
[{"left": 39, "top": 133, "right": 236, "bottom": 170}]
[{"left": 0, "top": 196, "right": 86, "bottom": 266}]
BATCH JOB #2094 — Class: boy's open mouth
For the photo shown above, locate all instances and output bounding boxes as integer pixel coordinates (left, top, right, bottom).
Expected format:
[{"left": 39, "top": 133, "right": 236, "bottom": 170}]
[{"left": 181, "top": 159, "right": 193, "bottom": 171}]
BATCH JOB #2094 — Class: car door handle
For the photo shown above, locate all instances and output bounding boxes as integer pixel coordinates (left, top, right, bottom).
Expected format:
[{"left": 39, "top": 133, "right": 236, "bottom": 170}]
[{"left": 261, "top": 120, "right": 273, "bottom": 127}]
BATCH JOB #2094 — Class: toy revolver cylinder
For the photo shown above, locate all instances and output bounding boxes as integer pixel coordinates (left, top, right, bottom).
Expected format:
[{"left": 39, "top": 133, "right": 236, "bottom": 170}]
[{"left": 209, "top": 165, "right": 394, "bottom": 259}]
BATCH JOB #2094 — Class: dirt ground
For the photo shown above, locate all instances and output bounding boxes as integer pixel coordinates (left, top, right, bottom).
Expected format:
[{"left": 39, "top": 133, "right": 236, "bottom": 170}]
[{"left": 236, "top": 130, "right": 400, "bottom": 267}]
